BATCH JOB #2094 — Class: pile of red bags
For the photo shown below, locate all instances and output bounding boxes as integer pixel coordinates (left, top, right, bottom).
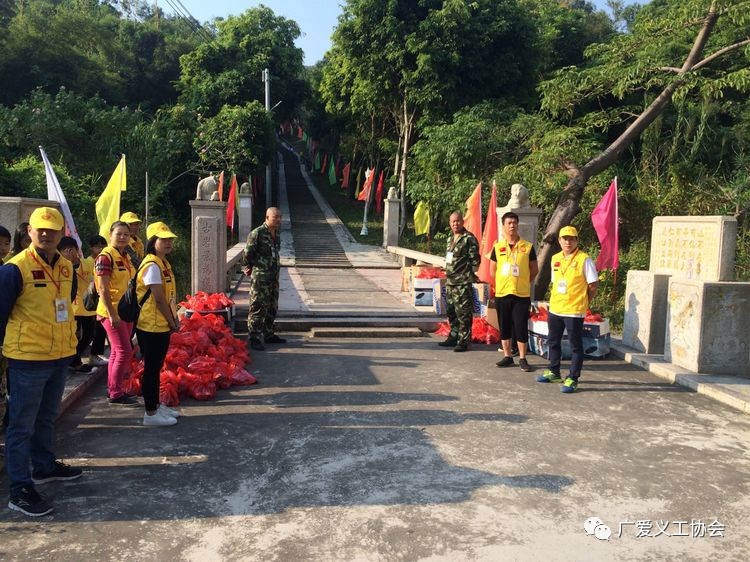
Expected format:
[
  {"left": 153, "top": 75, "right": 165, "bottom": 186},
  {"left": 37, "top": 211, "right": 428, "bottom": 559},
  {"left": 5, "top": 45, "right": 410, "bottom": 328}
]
[
  {"left": 179, "top": 291, "right": 234, "bottom": 312},
  {"left": 125, "top": 296, "right": 257, "bottom": 406},
  {"left": 434, "top": 317, "right": 500, "bottom": 344},
  {"left": 415, "top": 267, "right": 446, "bottom": 279}
]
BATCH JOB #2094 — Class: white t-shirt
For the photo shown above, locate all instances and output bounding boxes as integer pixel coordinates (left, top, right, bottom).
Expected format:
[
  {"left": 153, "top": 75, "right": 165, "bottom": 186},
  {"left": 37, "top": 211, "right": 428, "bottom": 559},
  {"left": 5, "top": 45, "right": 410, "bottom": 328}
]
[
  {"left": 583, "top": 258, "right": 598, "bottom": 283},
  {"left": 142, "top": 262, "right": 162, "bottom": 286}
]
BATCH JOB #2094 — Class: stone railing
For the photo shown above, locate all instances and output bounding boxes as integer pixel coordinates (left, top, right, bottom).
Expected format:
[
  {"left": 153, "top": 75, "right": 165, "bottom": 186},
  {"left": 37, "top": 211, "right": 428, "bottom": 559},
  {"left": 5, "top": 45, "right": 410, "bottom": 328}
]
[
  {"left": 386, "top": 245, "right": 445, "bottom": 268},
  {"left": 225, "top": 242, "right": 245, "bottom": 295}
]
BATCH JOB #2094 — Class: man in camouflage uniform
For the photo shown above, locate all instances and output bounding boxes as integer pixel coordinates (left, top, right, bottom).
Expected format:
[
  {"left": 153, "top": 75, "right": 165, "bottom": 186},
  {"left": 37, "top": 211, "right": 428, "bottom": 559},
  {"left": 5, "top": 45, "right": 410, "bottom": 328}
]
[
  {"left": 439, "top": 211, "right": 480, "bottom": 352},
  {"left": 242, "top": 207, "right": 285, "bottom": 351}
]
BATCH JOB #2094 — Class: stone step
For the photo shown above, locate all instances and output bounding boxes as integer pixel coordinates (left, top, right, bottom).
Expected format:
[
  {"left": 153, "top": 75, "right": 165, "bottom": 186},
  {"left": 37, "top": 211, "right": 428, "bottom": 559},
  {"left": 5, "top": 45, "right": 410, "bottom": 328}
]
[
  {"left": 309, "top": 327, "right": 424, "bottom": 338},
  {"left": 232, "top": 315, "right": 441, "bottom": 334}
]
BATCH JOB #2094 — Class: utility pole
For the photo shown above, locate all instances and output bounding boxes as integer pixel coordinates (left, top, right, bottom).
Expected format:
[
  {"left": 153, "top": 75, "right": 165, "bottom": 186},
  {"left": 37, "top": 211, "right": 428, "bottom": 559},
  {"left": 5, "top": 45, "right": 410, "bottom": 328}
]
[{"left": 262, "top": 68, "right": 272, "bottom": 207}]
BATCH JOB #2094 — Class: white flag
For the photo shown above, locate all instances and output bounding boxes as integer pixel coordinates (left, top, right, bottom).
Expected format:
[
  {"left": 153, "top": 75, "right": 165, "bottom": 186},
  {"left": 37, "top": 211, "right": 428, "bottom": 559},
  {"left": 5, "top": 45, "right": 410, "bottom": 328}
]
[{"left": 39, "top": 146, "right": 83, "bottom": 252}]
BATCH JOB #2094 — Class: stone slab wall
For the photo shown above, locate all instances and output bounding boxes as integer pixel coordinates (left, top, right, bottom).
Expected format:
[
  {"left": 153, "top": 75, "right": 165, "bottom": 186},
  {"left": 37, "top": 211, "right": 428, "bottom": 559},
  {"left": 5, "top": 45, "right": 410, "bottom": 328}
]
[
  {"left": 649, "top": 216, "right": 737, "bottom": 281},
  {"left": 622, "top": 271, "right": 670, "bottom": 354},
  {"left": 665, "top": 279, "right": 750, "bottom": 376}
]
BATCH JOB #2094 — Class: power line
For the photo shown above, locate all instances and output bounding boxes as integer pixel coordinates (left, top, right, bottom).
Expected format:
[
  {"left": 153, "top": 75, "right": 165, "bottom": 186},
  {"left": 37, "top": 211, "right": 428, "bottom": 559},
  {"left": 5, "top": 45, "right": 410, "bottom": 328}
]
[{"left": 162, "top": 0, "right": 213, "bottom": 42}]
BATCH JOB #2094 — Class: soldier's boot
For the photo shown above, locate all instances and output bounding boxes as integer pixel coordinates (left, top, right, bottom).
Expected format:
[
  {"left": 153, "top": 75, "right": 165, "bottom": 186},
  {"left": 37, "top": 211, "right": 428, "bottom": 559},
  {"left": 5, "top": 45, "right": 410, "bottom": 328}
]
[
  {"left": 453, "top": 342, "right": 468, "bottom": 352},
  {"left": 438, "top": 337, "right": 458, "bottom": 347},
  {"left": 265, "top": 334, "right": 286, "bottom": 344},
  {"left": 249, "top": 338, "right": 265, "bottom": 351}
]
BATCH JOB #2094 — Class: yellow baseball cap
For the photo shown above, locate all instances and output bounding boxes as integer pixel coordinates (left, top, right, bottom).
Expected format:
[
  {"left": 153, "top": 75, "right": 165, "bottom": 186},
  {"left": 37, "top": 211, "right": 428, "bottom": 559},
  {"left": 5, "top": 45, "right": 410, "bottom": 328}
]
[
  {"left": 29, "top": 207, "right": 64, "bottom": 231},
  {"left": 559, "top": 226, "right": 579, "bottom": 238},
  {"left": 146, "top": 222, "right": 178, "bottom": 239},
  {"left": 119, "top": 211, "right": 142, "bottom": 223}
]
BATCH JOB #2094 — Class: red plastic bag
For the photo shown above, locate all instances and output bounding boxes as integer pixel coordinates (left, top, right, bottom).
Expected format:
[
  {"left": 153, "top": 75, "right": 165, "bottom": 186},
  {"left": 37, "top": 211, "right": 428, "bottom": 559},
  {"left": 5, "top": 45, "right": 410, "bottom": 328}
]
[
  {"left": 188, "top": 379, "right": 216, "bottom": 401},
  {"left": 434, "top": 322, "right": 451, "bottom": 336},
  {"left": 415, "top": 267, "right": 446, "bottom": 279},
  {"left": 585, "top": 310, "right": 604, "bottom": 323},
  {"left": 471, "top": 317, "right": 500, "bottom": 344},
  {"left": 231, "top": 368, "right": 257, "bottom": 386}
]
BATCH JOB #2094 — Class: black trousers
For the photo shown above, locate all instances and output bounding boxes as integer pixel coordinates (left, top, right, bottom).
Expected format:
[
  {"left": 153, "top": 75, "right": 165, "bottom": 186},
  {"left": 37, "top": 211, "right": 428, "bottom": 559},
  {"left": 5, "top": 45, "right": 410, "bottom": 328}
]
[
  {"left": 495, "top": 294, "right": 531, "bottom": 343},
  {"left": 73, "top": 316, "right": 97, "bottom": 364},
  {"left": 135, "top": 329, "right": 171, "bottom": 412},
  {"left": 90, "top": 320, "right": 107, "bottom": 356}
]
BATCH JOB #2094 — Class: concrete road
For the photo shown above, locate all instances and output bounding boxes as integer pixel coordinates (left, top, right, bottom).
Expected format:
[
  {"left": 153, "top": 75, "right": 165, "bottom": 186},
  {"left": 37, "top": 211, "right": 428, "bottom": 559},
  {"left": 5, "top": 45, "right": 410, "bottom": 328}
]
[{"left": 1, "top": 336, "right": 748, "bottom": 561}]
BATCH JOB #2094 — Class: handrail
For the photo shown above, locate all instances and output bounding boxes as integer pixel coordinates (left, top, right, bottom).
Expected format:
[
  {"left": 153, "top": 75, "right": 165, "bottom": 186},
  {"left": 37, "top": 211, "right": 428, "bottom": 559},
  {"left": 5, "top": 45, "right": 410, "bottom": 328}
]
[
  {"left": 225, "top": 242, "right": 245, "bottom": 294},
  {"left": 386, "top": 245, "right": 445, "bottom": 268}
]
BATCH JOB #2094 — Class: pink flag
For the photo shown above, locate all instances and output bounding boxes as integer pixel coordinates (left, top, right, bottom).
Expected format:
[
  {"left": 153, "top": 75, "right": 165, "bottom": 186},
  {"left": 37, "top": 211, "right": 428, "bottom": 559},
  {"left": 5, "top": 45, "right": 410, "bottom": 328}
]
[
  {"left": 591, "top": 178, "right": 619, "bottom": 271},
  {"left": 226, "top": 174, "right": 238, "bottom": 231}
]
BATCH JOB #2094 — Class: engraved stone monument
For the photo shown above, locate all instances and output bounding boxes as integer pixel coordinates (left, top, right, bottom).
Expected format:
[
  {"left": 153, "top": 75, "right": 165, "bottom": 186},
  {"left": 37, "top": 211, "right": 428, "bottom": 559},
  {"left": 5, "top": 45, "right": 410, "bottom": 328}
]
[{"left": 190, "top": 200, "right": 227, "bottom": 294}]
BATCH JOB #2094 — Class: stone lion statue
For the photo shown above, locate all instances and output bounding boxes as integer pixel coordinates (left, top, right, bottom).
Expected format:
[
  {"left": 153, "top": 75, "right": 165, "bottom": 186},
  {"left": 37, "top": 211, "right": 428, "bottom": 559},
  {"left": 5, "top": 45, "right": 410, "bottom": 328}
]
[
  {"left": 239, "top": 182, "right": 251, "bottom": 195},
  {"left": 196, "top": 175, "right": 218, "bottom": 200},
  {"left": 506, "top": 183, "right": 531, "bottom": 208},
  {"left": 387, "top": 186, "right": 399, "bottom": 200}
]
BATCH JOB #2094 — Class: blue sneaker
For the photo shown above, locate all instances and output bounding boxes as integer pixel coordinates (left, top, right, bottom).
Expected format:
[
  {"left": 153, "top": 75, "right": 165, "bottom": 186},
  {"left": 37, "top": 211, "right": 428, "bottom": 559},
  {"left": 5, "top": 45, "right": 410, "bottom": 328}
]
[
  {"left": 561, "top": 377, "right": 578, "bottom": 393},
  {"left": 536, "top": 369, "right": 562, "bottom": 383}
]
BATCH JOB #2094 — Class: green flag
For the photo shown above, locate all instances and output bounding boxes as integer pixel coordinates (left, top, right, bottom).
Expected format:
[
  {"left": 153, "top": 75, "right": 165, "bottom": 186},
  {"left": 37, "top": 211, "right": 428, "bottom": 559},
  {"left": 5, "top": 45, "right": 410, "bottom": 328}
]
[
  {"left": 328, "top": 158, "right": 337, "bottom": 185},
  {"left": 413, "top": 201, "right": 430, "bottom": 235}
]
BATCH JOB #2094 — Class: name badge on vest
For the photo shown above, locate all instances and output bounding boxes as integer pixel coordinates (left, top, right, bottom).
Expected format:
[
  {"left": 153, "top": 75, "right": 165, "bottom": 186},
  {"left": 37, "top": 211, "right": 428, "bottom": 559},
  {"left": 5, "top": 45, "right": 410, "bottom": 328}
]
[
  {"left": 445, "top": 251, "right": 453, "bottom": 264},
  {"left": 511, "top": 265, "right": 520, "bottom": 277},
  {"left": 55, "top": 298, "right": 69, "bottom": 323},
  {"left": 501, "top": 262, "right": 510, "bottom": 276},
  {"left": 557, "top": 280, "right": 568, "bottom": 294}
]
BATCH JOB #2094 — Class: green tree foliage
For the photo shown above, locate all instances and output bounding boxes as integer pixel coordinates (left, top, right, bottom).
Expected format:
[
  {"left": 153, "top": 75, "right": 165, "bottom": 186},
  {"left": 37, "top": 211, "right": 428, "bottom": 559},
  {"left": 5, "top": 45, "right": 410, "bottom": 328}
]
[
  {"left": 177, "top": 6, "right": 307, "bottom": 123},
  {"left": 194, "top": 102, "right": 274, "bottom": 179},
  {"left": 321, "top": 0, "right": 543, "bottom": 232},
  {"left": 0, "top": 0, "right": 203, "bottom": 108}
]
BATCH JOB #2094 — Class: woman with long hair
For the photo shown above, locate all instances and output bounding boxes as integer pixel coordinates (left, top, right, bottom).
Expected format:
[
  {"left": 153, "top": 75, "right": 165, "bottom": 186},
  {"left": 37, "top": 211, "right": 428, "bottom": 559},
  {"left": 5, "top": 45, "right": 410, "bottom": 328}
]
[
  {"left": 135, "top": 222, "right": 180, "bottom": 426},
  {"left": 95, "top": 221, "right": 136, "bottom": 405}
]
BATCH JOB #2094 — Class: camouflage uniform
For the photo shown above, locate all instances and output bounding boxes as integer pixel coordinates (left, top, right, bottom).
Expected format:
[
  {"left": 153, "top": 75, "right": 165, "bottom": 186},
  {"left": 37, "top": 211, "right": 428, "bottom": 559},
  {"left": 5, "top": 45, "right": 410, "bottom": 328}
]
[
  {"left": 445, "top": 229, "right": 480, "bottom": 346},
  {"left": 243, "top": 223, "right": 281, "bottom": 340}
]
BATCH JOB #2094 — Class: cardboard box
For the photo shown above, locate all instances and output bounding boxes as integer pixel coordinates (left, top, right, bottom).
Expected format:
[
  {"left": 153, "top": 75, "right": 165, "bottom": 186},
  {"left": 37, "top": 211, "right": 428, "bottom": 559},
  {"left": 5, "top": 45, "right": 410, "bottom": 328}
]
[
  {"left": 484, "top": 303, "right": 498, "bottom": 329},
  {"left": 583, "top": 319, "right": 610, "bottom": 338},
  {"left": 413, "top": 278, "right": 447, "bottom": 314},
  {"left": 527, "top": 318, "right": 610, "bottom": 338},
  {"left": 408, "top": 266, "right": 444, "bottom": 294},
  {"left": 528, "top": 331, "right": 611, "bottom": 359},
  {"left": 471, "top": 283, "right": 490, "bottom": 314}
]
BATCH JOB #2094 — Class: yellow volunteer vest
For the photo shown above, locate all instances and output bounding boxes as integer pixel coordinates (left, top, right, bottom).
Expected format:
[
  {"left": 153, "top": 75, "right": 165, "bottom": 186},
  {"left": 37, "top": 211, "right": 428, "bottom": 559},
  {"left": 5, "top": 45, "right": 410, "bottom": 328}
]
[
  {"left": 493, "top": 238, "right": 534, "bottom": 298},
  {"left": 72, "top": 258, "right": 96, "bottom": 317},
  {"left": 129, "top": 235, "right": 144, "bottom": 261},
  {"left": 3, "top": 248, "right": 77, "bottom": 360},
  {"left": 96, "top": 246, "right": 134, "bottom": 318},
  {"left": 136, "top": 254, "right": 176, "bottom": 333},
  {"left": 549, "top": 249, "right": 591, "bottom": 316}
]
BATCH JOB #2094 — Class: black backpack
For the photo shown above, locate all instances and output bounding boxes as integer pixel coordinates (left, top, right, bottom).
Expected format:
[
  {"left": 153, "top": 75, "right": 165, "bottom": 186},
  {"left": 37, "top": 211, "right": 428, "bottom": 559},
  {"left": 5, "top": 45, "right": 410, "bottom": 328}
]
[{"left": 117, "top": 263, "right": 151, "bottom": 323}]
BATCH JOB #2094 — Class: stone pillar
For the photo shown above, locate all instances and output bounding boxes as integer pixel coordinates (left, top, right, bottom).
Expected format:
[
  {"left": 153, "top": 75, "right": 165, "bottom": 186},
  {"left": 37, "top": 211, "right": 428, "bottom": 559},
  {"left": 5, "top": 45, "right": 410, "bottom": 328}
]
[
  {"left": 238, "top": 191, "right": 253, "bottom": 243},
  {"left": 190, "top": 200, "right": 227, "bottom": 295},
  {"left": 0, "top": 196, "right": 61, "bottom": 235},
  {"left": 665, "top": 279, "right": 750, "bottom": 376},
  {"left": 622, "top": 271, "right": 670, "bottom": 353},
  {"left": 495, "top": 205, "right": 544, "bottom": 248},
  {"left": 383, "top": 188, "right": 400, "bottom": 248}
]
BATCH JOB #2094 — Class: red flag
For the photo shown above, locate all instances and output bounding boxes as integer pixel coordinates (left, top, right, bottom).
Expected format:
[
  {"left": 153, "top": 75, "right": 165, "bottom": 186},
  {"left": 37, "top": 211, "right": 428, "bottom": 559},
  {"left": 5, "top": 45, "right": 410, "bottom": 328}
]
[
  {"left": 341, "top": 162, "right": 351, "bottom": 189},
  {"left": 375, "top": 170, "right": 385, "bottom": 214},
  {"left": 463, "top": 182, "right": 482, "bottom": 240},
  {"left": 357, "top": 168, "right": 375, "bottom": 201},
  {"left": 321, "top": 153, "right": 329, "bottom": 176},
  {"left": 226, "top": 174, "right": 238, "bottom": 231},
  {"left": 477, "top": 182, "right": 498, "bottom": 290},
  {"left": 591, "top": 177, "right": 619, "bottom": 271},
  {"left": 335, "top": 157, "right": 341, "bottom": 181},
  {"left": 217, "top": 171, "right": 225, "bottom": 201}
]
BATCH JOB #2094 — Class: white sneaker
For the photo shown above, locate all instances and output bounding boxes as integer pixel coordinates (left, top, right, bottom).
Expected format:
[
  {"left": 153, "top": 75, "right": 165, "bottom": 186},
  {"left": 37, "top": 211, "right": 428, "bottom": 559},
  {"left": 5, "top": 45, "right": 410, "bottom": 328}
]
[
  {"left": 92, "top": 355, "right": 109, "bottom": 366},
  {"left": 143, "top": 411, "right": 177, "bottom": 426},
  {"left": 158, "top": 404, "right": 180, "bottom": 418}
]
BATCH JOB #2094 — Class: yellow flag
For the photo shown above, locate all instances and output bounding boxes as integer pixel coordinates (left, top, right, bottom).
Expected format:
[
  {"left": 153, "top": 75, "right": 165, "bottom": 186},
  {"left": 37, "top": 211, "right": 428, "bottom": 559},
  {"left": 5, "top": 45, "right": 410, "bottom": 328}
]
[
  {"left": 96, "top": 155, "right": 127, "bottom": 237},
  {"left": 413, "top": 201, "right": 430, "bottom": 235}
]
